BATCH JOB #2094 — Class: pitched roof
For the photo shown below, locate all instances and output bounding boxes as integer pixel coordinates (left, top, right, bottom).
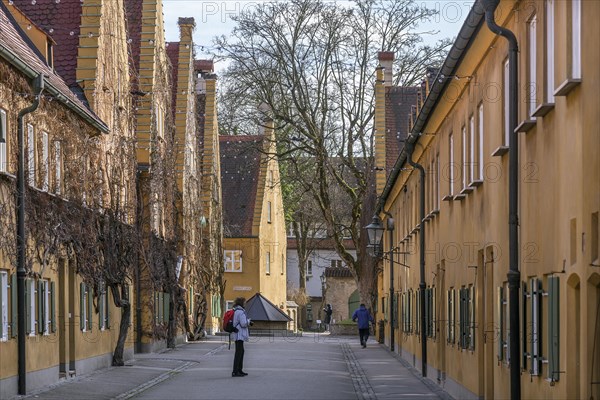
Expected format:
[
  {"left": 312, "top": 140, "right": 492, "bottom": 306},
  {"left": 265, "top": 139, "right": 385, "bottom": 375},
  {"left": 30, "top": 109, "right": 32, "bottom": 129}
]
[
  {"left": 384, "top": 86, "right": 419, "bottom": 177},
  {"left": 245, "top": 293, "right": 292, "bottom": 322},
  {"left": 324, "top": 267, "right": 353, "bottom": 278},
  {"left": 0, "top": 2, "right": 107, "bottom": 132},
  {"left": 220, "top": 135, "right": 264, "bottom": 237},
  {"left": 166, "top": 42, "right": 180, "bottom": 120},
  {"left": 194, "top": 59, "right": 213, "bottom": 73},
  {"left": 124, "top": 0, "right": 143, "bottom": 91},
  {"left": 11, "top": 0, "right": 82, "bottom": 87}
]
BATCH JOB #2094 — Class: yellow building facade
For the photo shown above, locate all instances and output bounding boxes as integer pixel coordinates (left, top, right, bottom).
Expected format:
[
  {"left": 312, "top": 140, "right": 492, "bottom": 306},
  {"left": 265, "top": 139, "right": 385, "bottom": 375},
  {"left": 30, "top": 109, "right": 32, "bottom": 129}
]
[
  {"left": 220, "top": 122, "right": 287, "bottom": 317},
  {"left": 375, "top": 1, "right": 599, "bottom": 399}
]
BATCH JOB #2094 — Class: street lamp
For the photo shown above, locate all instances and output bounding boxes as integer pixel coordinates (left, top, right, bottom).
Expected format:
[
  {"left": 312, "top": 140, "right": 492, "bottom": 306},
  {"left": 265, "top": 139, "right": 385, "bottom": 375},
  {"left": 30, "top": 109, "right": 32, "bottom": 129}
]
[{"left": 365, "top": 213, "right": 396, "bottom": 352}]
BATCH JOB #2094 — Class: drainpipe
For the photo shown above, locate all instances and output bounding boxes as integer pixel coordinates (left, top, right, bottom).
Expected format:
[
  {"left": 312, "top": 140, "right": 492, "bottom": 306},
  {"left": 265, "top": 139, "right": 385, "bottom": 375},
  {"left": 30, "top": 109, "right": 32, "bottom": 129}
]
[
  {"left": 16, "top": 73, "right": 44, "bottom": 395},
  {"left": 482, "top": 1, "right": 521, "bottom": 399},
  {"left": 406, "top": 140, "right": 426, "bottom": 377}
]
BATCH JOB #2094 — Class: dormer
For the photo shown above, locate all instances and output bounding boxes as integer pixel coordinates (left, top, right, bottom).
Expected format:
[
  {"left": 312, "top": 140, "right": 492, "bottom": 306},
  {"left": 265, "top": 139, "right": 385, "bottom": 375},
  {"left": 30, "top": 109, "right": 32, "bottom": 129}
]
[{"left": 4, "top": 1, "right": 55, "bottom": 67}]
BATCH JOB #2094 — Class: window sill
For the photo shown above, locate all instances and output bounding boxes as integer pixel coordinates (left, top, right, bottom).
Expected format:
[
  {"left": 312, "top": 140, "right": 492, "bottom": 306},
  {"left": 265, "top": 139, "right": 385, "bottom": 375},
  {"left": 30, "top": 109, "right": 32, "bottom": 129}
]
[
  {"left": 460, "top": 187, "right": 474, "bottom": 195},
  {"left": 516, "top": 119, "right": 536, "bottom": 133},
  {"left": 453, "top": 194, "right": 466, "bottom": 201},
  {"left": 554, "top": 78, "right": 581, "bottom": 97},
  {"left": 469, "top": 180, "right": 483, "bottom": 188},
  {"left": 492, "top": 146, "right": 509, "bottom": 157},
  {"left": 532, "top": 103, "right": 555, "bottom": 118},
  {"left": 442, "top": 195, "right": 454, "bottom": 202}
]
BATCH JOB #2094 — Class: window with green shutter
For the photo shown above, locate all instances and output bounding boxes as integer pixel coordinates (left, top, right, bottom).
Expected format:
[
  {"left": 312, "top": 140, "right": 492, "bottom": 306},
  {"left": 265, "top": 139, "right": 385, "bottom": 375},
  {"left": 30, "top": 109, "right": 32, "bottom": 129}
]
[
  {"left": 163, "top": 293, "right": 170, "bottom": 323},
  {"left": 530, "top": 278, "right": 542, "bottom": 376},
  {"left": 87, "top": 286, "right": 93, "bottom": 331},
  {"left": 50, "top": 281, "right": 56, "bottom": 333},
  {"left": 415, "top": 289, "right": 420, "bottom": 334},
  {"left": 547, "top": 276, "right": 560, "bottom": 382},
  {"left": 468, "top": 285, "right": 475, "bottom": 350},
  {"left": 11, "top": 273, "right": 17, "bottom": 338},
  {"left": 522, "top": 280, "right": 528, "bottom": 370},
  {"left": 0, "top": 270, "right": 7, "bottom": 341},
  {"left": 447, "top": 288, "right": 455, "bottom": 344}
]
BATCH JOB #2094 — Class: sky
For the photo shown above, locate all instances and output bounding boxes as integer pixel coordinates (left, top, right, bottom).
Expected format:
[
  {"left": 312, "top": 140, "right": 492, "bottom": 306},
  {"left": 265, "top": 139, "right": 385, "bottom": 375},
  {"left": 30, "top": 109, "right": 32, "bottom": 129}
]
[{"left": 162, "top": 0, "right": 475, "bottom": 72}]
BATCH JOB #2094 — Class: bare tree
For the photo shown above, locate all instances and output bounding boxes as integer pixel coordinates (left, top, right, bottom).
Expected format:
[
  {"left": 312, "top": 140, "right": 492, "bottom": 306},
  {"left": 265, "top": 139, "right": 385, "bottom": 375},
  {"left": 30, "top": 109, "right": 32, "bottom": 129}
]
[{"left": 215, "top": 0, "right": 449, "bottom": 308}]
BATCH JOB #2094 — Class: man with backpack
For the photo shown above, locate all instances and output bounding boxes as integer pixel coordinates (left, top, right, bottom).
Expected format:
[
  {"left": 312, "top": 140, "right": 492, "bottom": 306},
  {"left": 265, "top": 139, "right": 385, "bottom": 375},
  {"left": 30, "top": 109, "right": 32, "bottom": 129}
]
[
  {"left": 352, "top": 303, "right": 374, "bottom": 348},
  {"left": 228, "top": 297, "right": 251, "bottom": 377}
]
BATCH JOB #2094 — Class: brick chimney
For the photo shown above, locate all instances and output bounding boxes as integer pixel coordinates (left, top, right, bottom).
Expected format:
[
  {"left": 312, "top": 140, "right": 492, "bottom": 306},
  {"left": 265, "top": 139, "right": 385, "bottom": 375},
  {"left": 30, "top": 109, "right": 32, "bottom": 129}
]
[{"left": 378, "top": 51, "right": 394, "bottom": 86}]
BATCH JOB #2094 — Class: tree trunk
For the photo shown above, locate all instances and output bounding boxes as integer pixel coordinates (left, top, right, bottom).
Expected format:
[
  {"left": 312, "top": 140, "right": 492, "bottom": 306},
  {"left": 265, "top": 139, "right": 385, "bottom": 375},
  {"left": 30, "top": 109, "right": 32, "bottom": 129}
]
[
  {"left": 167, "top": 290, "right": 176, "bottom": 348},
  {"left": 111, "top": 284, "right": 131, "bottom": 366}
]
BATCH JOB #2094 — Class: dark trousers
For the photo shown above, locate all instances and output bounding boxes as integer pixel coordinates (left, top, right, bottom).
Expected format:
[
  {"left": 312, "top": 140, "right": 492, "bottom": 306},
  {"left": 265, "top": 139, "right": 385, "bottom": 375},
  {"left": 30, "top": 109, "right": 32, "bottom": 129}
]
[
  {"left": 233, "top": 340, "right": 245, "bottom": 373},
  {"left": 359, "top": 328, "right": 370, "bottom": 345}
]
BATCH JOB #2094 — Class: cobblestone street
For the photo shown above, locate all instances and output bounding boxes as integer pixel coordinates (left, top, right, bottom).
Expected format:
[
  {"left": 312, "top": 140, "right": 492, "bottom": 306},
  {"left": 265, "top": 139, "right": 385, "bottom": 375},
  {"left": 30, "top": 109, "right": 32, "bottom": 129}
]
[{"left": 14, "top": 335, "right": 452, "bottom": 400}]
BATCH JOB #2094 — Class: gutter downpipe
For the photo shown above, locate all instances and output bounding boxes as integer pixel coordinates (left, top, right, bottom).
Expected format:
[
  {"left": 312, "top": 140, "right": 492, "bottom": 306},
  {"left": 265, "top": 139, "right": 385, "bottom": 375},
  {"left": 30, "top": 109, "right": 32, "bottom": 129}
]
[
  {"left": 406, "top": 139, "right": 426, "bottom": 377},
  {"left": 482, "top": 1, "right": 521, "bottom": 399},
  {"left": 16, "top": 73, "right": 44, "bottom": 395}
]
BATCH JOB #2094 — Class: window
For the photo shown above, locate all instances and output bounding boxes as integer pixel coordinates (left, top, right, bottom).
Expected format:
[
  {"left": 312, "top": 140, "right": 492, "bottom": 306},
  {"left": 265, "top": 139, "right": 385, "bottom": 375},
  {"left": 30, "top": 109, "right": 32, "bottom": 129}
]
[
  {"left": 469, "top": 117, "right": 475, "bottom": 184},
  {"left": 572, "top": 0, "right": 581, "bottom": 79},
  {"left": 503, "top": 59, "right": 510, "bottom": 146},
  {"left": 478, "top": 104, "right": 484, "bottom": 181},
  {"left": 266, "top": 252, "right": 271, "bottom": 275},
  {"left": 26, "top": 279, "right": 35, "bottom": 335},
  {"left": 435, "top": 155, "right": 440, "bottom": 209},
  {"left": 42, "top": 132, "right": 49, "bottom": 191},
  {"left": 80, "top": 282, "right": 92, "bottom": 331},
  {"left": 459, "top": 286, "right": 474, "bottom": 349},
  {"left": 226, "top": 300, "right": 234, "bottom": 310},
  {"left": 37, "top": 279, "right": 52, "bottom": 335},
  {"left": 155, "top": 105, "right": 164, "bottom": 139},
  {"left": 331, "top": 259, "right": 342, "bottom": 268},
  {"left": 306, "top": 304, "right": 313, "bottom": 321},
  {"left": 307, "top": 260, "right": 313, "bottom": 276},
  {"left": 524, "top": 277, "right": 542, "bottom": 375},
  {"left": 268, "top": 170, "right": 274, "bottom": 187},
  {"left": 449, "top": 133, "right": 454, "bottom": 195},
  {"left": 546, "top": 0, "right": 555, "bottom": 103},
  {"left": 54, "top": 141, "right": 62, "bottom": 195},
  {"left": 498, "top": 283, "right": 509, "bottom": 362},
  {"left": 267, "top": 201, "right": 272, "bottom": 223},
  {"left": 99, "top": 282, "right": 110, "bottom": 330},
  {"left": 0, "top": 109, "right": 7, "bottom": 173},
  {"left": 27, "top": 124, "right": 35, "bottom": 186},
  {"left": 528, "top": 15, "right": 538, "bottom": 117},
  {"left": 462, "top": 126, "right": 468, "bottom": 190},
  {"left": 154, "top": 291, "right": 170, "bottom": 324},
  {"left": 0, "top": 271, "right": 7, "bottom": 341},
  {"left": 447, "top": 288, "right": 455, "bottom": 344},
  {"left": 547, "top": 276, "right": 560, "bottom": 382},
  {"left": 425, "top": 287, "right": 435, "bottom": 338},
  {"left": 224, "top": 250, "right": 242, "bottom": 272}
]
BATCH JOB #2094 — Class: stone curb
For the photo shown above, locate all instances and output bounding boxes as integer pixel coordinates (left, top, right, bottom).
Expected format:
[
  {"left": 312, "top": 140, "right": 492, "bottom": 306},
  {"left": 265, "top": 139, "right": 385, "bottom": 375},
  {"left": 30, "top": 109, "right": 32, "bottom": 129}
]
[
  {"left": 114, "top": 361, "right": 194, "bottom": 400},
  {"left": 341, "top": 342, "right": 377, "bottom": 400}
]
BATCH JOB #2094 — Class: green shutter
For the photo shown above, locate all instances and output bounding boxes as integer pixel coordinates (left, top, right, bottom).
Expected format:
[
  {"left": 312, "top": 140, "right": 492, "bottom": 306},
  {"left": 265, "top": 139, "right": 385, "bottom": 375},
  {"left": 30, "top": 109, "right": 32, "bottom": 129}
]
[
  {"left": 432, "top": 288, "right": 437, "bottom": 339},
  {"left": 0, "top": 275, "right": 4, "bottom": 338},
  {"left": 548, "top": 276, "right": 560, "bottom": 382},
  {"left": 38, "top": 281, "right": 44, "bottom": 334},
  {"left": 99, "top": 290, "right": 104, "bottom": 329},
  {"left": 469, "top": 286, "right": 475, "bottom": 350},
  {"left": 106, "top": 288, "right": 110, "bottom": 329},
  {"left": 164, "top": 293, "right": 171, "bottom": 322},
  {"left": 497, "top": 286, "right": 503, "bottom": 361},
  {"left": 25, "top": 279, "right": 31, "bottom": 334},
  {"left": 50, "top": 281, "right": 56, "bottom": 333},
  {"left": 80, "top": 282, "right": 85, "bottom": 330},
  {"left": 522, "top": 280, "right": 528, "bottom": 369},
  {"left": 11, "top": 273, "right": 17, "bottom": 337},
  {"left": 88, "top": 286, "right": 93, "bottom": 331}
]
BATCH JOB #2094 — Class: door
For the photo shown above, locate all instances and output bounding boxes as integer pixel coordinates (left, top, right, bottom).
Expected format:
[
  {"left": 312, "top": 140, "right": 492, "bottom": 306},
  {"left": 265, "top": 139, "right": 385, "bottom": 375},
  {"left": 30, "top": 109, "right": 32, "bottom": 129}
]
[
  {"left": 58, "top": 259, "right": 67, "bottom": 376},
  {"left": 483, "top": 246, "right": 495, "bottom": 399}
]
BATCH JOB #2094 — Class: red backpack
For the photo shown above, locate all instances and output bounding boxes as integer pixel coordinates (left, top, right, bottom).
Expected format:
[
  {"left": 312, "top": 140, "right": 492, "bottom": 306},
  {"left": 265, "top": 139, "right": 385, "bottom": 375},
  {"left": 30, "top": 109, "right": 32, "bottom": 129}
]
[{"left": 222, "top": 309, "right": 238, "bottom": 333}]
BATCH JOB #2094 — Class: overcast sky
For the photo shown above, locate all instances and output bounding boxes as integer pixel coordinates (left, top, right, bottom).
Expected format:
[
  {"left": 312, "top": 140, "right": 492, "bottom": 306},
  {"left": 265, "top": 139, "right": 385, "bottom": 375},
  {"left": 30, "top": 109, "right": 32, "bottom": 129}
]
[{"left": 162, "top": 0, "right": 475, "bottom": 72}]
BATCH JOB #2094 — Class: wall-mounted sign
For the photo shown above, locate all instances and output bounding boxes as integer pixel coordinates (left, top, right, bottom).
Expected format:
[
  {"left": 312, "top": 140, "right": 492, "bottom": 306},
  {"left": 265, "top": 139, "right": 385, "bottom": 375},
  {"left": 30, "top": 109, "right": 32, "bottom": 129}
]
[{"left": 233, "top": 286, "right": 252, "bottom": 291}]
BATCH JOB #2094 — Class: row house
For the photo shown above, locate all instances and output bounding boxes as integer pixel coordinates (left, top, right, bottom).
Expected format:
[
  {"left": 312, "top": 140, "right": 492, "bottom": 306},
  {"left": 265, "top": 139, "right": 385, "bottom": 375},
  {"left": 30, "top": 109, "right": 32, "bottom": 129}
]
[
  {"left": 220, "top": 121, "right": 288, "bottom": 323},
  {"left": 373, "top": 1, "right": 599, "bottom": 399},
  {"left": 0, "top": 0, "right": 136, "bottom": 396}
]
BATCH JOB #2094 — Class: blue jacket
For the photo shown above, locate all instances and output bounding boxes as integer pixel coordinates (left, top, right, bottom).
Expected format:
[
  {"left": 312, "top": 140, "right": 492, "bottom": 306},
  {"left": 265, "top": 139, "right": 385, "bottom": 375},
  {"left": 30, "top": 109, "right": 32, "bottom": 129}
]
[
  {"left": 232, "top": 306, "right": 250, "bottom": 341},
  {"left": 352, "top": 306, "right": 374, "bottom": 329}
]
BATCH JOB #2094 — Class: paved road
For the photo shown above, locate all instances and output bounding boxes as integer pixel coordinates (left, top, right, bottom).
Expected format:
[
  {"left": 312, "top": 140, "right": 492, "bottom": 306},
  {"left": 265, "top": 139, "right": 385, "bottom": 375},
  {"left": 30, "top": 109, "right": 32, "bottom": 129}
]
[{"left": 17, "top": 335, "right": 452, "bottom": 400}]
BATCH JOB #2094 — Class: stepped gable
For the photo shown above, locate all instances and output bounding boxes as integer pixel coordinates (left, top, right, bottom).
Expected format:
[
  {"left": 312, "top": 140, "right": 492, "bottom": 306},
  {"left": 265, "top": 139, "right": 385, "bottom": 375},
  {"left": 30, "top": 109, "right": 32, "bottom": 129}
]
[{"left": 219, "top": 135, "right": 263, "bottom": 237}]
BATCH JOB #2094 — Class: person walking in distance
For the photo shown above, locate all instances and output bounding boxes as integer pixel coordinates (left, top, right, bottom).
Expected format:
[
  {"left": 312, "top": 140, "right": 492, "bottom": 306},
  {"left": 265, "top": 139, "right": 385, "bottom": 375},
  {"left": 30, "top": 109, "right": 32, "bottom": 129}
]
[
  {"left": 352, "top": 303, "right": 374, "bottom": 348},
  {"left": 232, "top": 297, "right": 251, "bottom": 377},
  {"left": 323, "top": 304, "right": 333, "bottom": 332}
]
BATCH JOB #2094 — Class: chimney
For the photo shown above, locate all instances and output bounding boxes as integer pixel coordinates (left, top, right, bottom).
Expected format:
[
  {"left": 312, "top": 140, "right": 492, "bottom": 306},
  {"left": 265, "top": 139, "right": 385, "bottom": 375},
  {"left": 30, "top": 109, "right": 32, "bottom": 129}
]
[{"left": 378, "top": 51, "right": 394, "bottom": 86}]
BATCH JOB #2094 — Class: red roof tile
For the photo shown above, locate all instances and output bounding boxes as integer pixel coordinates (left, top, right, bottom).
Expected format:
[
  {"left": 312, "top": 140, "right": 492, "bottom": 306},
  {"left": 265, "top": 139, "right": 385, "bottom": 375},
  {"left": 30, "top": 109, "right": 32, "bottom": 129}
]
[
  {"left": 166, "top": 41, "right": 179, "bottom": 120},
  {"left": 220, "top": 135, "right": 264, "bottom": 237},
  {"left": 0, "top": 2, "right": 105, "bottom": 129},
  {"left": 194, "top": 59, "right": 213, "bottom": 73},
  {"left": 324, "top": 267, "right": 353, "bottom": 278},
  {"left": 385, "top": 86, "right": 419, "bottom": 176},
  {"left": 11, "top": 0, "right": 83, "bottom": 87}
]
